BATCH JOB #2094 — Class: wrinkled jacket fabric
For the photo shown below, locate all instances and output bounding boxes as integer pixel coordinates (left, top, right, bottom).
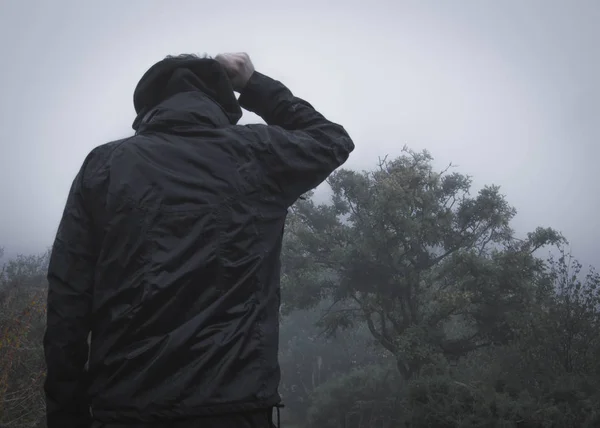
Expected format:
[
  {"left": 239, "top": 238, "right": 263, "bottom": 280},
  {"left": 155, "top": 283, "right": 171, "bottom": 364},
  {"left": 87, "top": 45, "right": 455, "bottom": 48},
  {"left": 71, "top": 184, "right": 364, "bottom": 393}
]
[{"left": 43, "top": 58, "right": 354, "bottom": 428}]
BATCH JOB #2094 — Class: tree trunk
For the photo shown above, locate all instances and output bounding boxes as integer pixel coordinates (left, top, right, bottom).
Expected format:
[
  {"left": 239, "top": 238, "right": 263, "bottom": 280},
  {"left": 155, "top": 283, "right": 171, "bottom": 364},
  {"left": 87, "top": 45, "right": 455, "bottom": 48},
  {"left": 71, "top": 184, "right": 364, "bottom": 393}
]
[{"left": 396, "top": 356, "right": 412, "bottom": 380}]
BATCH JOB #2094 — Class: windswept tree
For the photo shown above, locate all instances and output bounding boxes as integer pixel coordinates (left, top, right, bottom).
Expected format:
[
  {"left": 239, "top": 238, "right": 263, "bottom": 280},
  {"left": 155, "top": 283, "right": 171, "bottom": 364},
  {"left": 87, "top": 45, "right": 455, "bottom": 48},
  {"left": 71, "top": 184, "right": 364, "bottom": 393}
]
[{"left": 282, "top": 147, "right": 565, "bottom": 379}]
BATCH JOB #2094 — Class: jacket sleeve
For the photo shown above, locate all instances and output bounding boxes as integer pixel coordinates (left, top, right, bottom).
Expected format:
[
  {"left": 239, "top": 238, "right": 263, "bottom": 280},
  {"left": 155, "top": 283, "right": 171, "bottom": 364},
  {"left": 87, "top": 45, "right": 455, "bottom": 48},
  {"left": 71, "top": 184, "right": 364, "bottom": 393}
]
[
  {"left": 238, "top": 71, "right": 355, "bottom": 206},
  {"left": 44, "top": 156, "right": 97, "bottom": 428}
]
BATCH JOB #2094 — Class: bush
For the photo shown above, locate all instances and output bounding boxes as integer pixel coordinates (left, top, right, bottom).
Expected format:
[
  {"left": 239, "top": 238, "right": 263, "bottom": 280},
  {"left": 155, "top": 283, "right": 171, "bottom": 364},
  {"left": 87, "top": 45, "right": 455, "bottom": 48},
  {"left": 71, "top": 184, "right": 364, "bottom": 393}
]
[
  {"left": 0, "top": 251, "right": 48, "bottom": 427},
  {"left": 306, "top": 364, "right": 399, "bottom": 428},
  {"left": 399, "top": 349, "right": 600, "bottom": 428}
]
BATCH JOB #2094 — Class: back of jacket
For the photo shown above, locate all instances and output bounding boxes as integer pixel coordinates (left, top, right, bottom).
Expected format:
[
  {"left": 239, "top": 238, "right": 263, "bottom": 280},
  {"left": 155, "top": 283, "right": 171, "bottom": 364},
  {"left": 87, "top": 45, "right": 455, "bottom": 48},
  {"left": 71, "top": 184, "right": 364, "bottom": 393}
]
[{"left": 43, "top": 70, "right": 354, "bottom": 426}]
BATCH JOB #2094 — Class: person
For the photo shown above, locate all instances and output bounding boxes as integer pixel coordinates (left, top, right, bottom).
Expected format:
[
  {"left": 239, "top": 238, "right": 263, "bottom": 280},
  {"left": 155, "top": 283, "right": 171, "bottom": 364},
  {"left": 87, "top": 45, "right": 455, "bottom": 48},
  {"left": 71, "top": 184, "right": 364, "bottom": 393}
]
[{"left": 42, "top": 52, "right": 355, "bottom": 428}]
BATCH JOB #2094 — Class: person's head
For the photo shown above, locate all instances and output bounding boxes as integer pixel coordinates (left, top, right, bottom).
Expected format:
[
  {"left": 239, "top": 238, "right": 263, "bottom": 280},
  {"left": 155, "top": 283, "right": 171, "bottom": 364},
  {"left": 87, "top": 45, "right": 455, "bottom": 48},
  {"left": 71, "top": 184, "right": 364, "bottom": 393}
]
[{"left": 132, "top": 53, "right": 242, "bottom": 130}]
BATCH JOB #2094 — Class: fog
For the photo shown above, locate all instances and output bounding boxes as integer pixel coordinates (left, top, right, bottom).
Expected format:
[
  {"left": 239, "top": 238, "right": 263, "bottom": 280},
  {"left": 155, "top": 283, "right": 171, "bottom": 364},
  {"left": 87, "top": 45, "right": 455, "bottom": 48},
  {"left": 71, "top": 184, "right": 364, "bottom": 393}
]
[{"left": 0, "top": 0, "right": 598, "bottom": 268}]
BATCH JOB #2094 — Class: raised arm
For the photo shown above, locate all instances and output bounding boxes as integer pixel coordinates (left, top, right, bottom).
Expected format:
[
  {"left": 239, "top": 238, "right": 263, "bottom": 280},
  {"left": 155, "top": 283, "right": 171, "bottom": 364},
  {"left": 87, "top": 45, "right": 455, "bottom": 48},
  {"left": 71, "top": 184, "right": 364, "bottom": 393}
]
[{"left": 217, "top": 53, "right": 355, "bottom": 205}]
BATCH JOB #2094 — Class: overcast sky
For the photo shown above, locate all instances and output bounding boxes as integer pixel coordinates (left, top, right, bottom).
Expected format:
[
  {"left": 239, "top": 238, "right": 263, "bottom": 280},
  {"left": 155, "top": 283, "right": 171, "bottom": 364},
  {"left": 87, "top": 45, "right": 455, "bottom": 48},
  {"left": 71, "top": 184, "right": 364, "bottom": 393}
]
[{"left": 0, "top": 0, "right": 598, "bottom": 269}]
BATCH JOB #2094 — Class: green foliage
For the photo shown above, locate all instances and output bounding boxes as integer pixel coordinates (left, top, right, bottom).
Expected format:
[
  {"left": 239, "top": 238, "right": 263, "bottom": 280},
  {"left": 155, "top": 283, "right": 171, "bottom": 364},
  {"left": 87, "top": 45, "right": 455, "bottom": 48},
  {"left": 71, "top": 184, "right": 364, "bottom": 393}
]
[
  {"left": 282, "top": 148, "right": 565, "bottom": 379},
  {"left": 0, "top": 249, "right": 48, "bottom": 427},
  {"left": 278, "top": 303, "right": 390, "bottom": 424},
  {"left": 284, "top": 243, "right": 600, "bottom": 427},
  {"left": 399, "top": 347, "right": 600, "bottom": 428},
  {"left": 280, "top": 148, "right": 598, "bottom": 427},
  {"left": 306, "top": 364, "right": 399, "bottom": 428}
]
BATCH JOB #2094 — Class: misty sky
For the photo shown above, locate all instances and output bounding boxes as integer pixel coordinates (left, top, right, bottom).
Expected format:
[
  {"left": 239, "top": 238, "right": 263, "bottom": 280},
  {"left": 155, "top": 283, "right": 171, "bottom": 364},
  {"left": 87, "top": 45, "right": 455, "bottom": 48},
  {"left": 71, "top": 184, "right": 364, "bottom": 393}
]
[{"left": 0, "top": 0, "right": 598, "bottom": 269}]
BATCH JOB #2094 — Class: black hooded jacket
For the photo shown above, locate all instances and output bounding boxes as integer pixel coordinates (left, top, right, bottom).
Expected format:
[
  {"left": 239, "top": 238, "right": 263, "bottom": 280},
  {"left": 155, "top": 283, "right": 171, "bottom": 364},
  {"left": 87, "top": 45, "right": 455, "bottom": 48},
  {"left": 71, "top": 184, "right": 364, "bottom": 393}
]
[{"left": 43, "top": 57, "right": 354, "bottom": 427}]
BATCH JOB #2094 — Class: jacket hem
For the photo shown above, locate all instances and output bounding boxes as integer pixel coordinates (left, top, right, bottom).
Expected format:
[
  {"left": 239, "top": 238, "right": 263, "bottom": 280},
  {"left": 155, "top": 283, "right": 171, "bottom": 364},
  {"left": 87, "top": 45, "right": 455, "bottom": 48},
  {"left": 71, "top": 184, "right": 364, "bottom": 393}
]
[{"left": 90, "top": 396, "right": 281, "bottom": 423}]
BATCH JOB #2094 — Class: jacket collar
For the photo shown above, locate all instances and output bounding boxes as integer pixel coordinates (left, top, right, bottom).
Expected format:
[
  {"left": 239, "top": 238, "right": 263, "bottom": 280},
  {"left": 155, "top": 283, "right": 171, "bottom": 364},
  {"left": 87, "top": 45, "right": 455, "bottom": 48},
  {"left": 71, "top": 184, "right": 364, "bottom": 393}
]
[{"left": 135, "top": 91, "right": 233, "bottom": 134}]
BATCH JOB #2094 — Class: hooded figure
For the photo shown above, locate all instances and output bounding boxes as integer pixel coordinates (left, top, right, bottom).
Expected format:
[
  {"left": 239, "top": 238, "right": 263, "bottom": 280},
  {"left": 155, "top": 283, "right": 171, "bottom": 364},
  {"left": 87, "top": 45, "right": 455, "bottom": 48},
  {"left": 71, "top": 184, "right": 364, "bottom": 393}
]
[
  {"left": 132, "top": 54, "right": 243, "bottom": 130},
  {"left": 43, "top": 53, "right": 354, "bottom": 428}
]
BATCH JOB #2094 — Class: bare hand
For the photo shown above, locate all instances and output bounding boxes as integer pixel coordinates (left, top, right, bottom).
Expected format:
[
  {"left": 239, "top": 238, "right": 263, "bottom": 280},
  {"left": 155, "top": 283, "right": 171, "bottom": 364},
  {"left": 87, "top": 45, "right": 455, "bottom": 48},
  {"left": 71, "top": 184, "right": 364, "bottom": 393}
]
[{"left": 215, "top": 52, "right": 255, "bottom": 92}]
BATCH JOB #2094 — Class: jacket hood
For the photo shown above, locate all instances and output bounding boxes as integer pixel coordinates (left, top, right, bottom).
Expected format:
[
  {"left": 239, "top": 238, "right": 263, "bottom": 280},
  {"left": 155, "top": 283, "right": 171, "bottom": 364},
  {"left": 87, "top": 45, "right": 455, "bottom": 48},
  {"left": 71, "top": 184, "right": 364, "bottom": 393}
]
[{"left": 132, "top": 56, "right": 243, "bottom": 131}]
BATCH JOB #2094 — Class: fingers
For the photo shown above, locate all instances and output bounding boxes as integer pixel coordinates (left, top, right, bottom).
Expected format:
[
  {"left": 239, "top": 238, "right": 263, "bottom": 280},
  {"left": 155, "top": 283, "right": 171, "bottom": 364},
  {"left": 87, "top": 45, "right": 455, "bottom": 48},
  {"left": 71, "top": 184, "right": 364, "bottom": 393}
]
[
  {"left": 215, "top": 52, "right": 255, "bottom": 92},
  {"left": 215, "top": 53, "right": 249, "bottom": 70}
]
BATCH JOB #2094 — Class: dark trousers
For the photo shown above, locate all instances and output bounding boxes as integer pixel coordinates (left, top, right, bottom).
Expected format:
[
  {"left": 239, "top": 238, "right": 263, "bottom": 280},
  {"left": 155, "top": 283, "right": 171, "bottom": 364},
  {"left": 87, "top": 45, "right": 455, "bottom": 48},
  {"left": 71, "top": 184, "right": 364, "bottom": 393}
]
[{"left": 90, "top": 408, "right": 277, "bottom": 428}]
